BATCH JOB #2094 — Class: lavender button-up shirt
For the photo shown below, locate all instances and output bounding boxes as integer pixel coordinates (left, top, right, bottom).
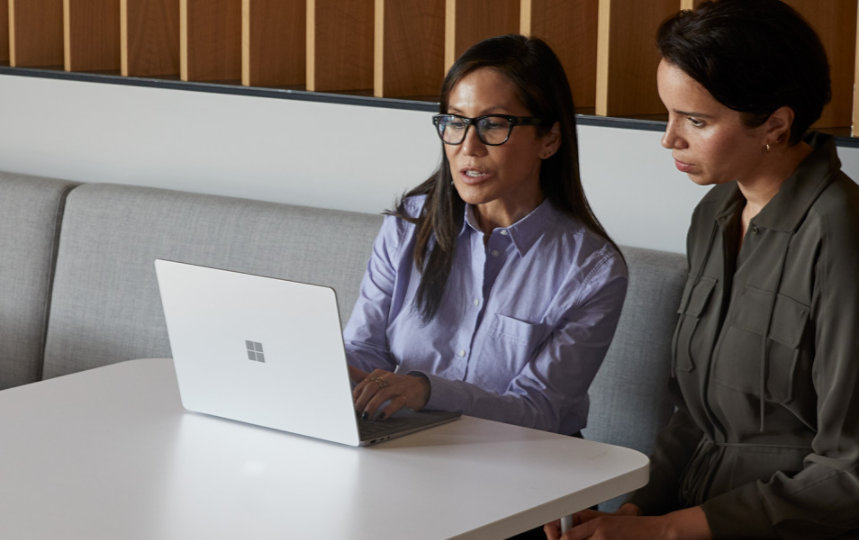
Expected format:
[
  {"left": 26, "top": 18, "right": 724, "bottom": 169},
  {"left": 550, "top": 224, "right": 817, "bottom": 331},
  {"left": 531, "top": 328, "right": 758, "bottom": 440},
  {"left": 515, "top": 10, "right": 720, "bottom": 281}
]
[{"left": 343, "top": 196, "right": 627, "bottom": 434}]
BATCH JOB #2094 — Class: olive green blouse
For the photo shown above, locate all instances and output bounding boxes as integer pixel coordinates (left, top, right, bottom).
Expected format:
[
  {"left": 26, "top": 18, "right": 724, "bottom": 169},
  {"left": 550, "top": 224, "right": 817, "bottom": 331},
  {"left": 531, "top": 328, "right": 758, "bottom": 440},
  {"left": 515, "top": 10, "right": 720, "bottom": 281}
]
[{"left": 627, "top": 133, "right": 859, "bottom": 538}]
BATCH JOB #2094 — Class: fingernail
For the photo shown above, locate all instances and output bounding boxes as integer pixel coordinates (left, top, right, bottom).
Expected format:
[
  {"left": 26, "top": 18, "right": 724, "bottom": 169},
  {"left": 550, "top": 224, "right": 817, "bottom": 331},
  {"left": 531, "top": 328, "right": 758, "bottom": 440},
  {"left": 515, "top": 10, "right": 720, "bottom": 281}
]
[{"left": 361, "top": 411, "right": 369, "bottom": 420}]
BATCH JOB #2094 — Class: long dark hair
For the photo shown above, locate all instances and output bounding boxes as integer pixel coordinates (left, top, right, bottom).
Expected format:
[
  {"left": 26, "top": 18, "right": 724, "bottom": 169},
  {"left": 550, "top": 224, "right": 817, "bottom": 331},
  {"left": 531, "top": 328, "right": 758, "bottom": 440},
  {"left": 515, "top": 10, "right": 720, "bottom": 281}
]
[
  {"left": 392, "top": 34, "right": 617, "bottom": 320},
  {"left": 657, "top": 0, "right": 830, "bottom": 144}
]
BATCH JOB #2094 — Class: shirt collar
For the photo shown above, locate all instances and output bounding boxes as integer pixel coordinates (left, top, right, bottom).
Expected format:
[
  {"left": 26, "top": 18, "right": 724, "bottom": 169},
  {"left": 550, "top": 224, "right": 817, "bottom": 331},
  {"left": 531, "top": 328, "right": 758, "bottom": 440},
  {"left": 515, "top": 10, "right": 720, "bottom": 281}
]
[
  {"left": 753, "top": 132, "right": 840, "bottom": 232},
  {"left": 462, "top": 199, "right": 561, "bottom": 256},
  {"left": 713, "top": 132, "right": 841, "bottom": 232}
]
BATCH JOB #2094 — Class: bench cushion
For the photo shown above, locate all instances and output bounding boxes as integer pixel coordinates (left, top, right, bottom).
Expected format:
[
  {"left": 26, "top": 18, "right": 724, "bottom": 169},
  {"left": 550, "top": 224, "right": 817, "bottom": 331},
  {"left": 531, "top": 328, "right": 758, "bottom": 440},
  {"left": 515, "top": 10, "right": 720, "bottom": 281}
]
[
  {"left": 0, "top": 172, "right": 77, "bottom": 389},
  {"left": 43, "top": 183, "right": 382, "bottom": 379},
  {"left": 583, "top": 246, "right": 686, "bottom": 508}
]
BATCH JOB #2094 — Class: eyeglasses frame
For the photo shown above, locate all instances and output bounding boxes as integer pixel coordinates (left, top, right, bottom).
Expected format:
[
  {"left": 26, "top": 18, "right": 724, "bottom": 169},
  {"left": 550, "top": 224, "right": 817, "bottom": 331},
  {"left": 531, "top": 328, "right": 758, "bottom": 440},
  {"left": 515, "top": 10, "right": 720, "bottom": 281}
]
[{"left": 431, "top": 113, "right": 546, "bottom": 146}]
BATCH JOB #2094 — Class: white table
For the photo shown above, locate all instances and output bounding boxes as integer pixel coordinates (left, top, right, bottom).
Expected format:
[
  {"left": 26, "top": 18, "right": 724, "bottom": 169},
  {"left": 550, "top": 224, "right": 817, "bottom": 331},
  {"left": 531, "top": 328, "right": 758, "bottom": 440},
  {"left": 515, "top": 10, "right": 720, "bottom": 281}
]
[{"left": 0, "top": 358, "right": 648, "bottom": 539}]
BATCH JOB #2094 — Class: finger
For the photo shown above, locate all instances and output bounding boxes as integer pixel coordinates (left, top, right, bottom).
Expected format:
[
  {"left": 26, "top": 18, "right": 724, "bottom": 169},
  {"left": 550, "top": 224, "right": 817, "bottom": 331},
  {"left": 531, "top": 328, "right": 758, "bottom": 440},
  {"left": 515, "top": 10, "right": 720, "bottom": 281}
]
[
  {"left": 348, "top": 364, "right": 368, "bottom": 383},
  {"left": 355, "top": 370, "right": 396, "bottom": 416},
  {"left": 377, "top": 393, "right": 408, "bottom": 420},
  {"left": 565, "top": 518, "right": 598, "bottom": 540},
  {"left": 572, "top": 509, "right": 603, "bottom": 525},
  {"left": 363, "top": 381, "right": 401, "bottom": 419},
  {"left": 543, "top": 520, "right": 562, "bottom": 540},
  {"left": 353, "top": 381, "right": 382, "bottom": 416}
]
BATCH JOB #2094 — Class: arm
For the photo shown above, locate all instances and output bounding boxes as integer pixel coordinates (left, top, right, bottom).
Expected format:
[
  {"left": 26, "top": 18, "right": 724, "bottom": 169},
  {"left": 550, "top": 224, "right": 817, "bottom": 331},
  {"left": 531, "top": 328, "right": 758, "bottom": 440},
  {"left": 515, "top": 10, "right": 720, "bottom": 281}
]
[{"left": 342, "top": 213, "right": 405, "bottom": 374}]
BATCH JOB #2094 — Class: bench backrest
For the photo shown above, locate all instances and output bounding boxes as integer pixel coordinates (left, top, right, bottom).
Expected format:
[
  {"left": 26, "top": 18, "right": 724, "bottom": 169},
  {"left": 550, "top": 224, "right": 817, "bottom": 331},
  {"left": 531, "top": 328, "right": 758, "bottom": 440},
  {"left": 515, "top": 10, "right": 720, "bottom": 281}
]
[
  {"left": 43, "top": 183, "right": 383, "bottom": 379},
  {"left": 0, "top": 172, "right": 77, "bottom": 389}
]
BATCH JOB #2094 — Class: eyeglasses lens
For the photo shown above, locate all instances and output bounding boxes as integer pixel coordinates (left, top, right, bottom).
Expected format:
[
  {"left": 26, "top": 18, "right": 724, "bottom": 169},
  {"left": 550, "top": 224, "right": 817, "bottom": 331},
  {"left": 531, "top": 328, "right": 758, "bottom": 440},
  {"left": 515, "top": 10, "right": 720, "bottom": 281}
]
[{"left": 437, "top": 115, "right": 512, "bottom": 145}]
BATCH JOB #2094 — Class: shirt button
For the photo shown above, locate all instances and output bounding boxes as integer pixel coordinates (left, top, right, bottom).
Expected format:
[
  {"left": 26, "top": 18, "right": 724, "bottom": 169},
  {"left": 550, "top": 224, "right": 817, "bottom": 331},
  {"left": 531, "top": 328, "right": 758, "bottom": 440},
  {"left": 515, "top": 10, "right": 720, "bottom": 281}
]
[
  {"left": 472, "top": 298, "right": 480, "bottom": 306},
  {"left": 751, "top": 225, "right": 759, "bottom": 234},
  {"left": 499, "top": 230, "right": 508, "bottom": 236},
  {"left": 491, "top": 250, "right": 500, "bottom": 257},
  {"left": 458, "top": 350, "right": 466, "bottom": 357}
]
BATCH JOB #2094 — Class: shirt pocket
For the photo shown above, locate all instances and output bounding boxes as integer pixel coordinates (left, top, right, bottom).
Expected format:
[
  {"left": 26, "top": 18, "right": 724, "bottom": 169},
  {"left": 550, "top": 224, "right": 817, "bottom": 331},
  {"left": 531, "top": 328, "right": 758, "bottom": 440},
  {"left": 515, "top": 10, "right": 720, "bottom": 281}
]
[
  {"left": 714, "top": 286, "right": 810, "bottom": 403},
  {"left": 482, "top": 314, "right": 544, "bottom": 378},
  {"left": 673, "top": 276, "right": 717, "bottom": 373}
]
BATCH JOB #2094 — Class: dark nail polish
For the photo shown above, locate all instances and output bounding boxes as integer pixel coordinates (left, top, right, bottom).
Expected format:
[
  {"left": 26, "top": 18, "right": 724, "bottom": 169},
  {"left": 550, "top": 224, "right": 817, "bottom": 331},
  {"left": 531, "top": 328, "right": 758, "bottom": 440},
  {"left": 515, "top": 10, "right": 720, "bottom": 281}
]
[{"left": 361, "top": 411, "right": 369, "bottom": 420}]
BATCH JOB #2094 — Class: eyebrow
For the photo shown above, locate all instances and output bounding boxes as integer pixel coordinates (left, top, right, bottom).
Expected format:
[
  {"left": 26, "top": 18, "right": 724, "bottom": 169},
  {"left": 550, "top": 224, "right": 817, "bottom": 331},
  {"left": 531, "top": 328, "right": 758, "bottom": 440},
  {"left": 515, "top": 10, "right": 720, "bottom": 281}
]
[
  {"left": 447, "top": 106, "right": 511, "bottom": 116},
  {"left": 672, "top": 109, "right": 714, "bottom": 118}
]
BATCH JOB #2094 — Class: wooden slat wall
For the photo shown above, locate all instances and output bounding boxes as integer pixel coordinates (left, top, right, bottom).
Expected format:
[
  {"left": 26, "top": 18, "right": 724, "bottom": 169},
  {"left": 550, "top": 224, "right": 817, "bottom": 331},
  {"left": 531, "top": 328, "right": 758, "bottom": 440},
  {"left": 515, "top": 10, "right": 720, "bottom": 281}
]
[
  {"left": 242, "top": 0, "right": 305, "bottom": 88},
  {"left": 181, "top": 0, "right": 241, "bottom": 82},
  {"left": 596, "top": 0, "right": 678, "bottom": 117},
  {"left": 2, "top": 0, "right": 858, "bottom": 134},
  {"left": 0, "top": 0, "right": 9, "bottom": 64},
  {"left": 307, "top": 0, "right": 374, "bottom": 93},
  {"left": 64, "top": 0, "right": 121, "bottom": 72},
  {"left": 374, "top": 0, "right": 444, "bottom": 99},
  {"left": 9, "top": 0, "right": 64, "bottom": 68},
  {"left": 445, "top": 0, "right": 519, "bottom": 71},
  {"left": 121, "top": 0, "right": 180, "bottom": 77},
  {"left": 785, "top": 0, "right": 857, "bottom": 129},
  {"left": 523, "top": 0, "right": 599, "bottom": 112}
]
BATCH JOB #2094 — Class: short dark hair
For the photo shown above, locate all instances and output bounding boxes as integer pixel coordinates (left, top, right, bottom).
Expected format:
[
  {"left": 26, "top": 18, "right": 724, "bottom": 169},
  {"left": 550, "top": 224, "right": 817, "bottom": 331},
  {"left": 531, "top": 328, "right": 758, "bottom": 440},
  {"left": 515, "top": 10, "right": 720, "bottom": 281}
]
[
  {"left": 657, "top": 0, "right": 831, "bottom": 144},
  {"left": 393, "top": 34, "right": 617, "bottom": 320}
]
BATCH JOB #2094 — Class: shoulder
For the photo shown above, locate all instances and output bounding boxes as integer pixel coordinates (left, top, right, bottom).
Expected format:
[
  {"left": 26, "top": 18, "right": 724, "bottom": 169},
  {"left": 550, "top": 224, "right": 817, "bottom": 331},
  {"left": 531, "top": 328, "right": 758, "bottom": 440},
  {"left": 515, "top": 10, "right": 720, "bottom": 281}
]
[
  {"left": 806, "top": 172, "right": 859, "bottom": 256},
  {"left": 548, "top": 211, "right": 628, "bottom": 285}
]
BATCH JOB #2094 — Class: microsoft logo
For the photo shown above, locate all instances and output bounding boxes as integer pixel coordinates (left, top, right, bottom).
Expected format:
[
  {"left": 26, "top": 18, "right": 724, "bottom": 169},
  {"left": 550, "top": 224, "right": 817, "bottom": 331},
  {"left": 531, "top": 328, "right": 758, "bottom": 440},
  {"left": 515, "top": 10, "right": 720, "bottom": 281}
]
[{"left": 245, "top": 340, "right": 266, "bottom": 363}]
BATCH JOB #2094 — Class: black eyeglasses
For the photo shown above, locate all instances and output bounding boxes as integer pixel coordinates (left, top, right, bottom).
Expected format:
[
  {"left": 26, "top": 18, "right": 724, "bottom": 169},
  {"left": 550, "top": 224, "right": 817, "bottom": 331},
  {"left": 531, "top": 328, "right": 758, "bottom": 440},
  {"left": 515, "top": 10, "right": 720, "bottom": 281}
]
[{"left": 432, "top": 114, "right": 545, "bottom": 146}]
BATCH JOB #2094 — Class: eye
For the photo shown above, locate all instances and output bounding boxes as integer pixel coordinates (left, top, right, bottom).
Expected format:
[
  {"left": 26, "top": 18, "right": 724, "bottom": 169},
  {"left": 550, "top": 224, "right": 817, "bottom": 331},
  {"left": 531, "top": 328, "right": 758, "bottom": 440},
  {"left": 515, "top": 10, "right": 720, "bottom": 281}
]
[
  {"left": 478, "top": 117, "right": 510, "bottom": 130},
  {"left": 446, "top": 118, "right": 467, "bottom": 130},
  {"left": 687, "top": 116, "right": 705, "bottom": 128}
]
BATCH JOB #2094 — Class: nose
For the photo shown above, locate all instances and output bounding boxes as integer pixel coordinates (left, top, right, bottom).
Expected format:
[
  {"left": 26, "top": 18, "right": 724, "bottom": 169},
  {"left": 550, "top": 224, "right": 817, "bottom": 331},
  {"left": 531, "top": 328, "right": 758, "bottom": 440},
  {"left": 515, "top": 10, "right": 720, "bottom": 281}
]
[
  {"left": 661, "top": 119, "right": 685, "bottom": 150},
  {"left": 661, "top": 121, "right": 675, "bottom": 149},
  {"left": 460, "top": 124, "right": 487, "bottom": 156}
]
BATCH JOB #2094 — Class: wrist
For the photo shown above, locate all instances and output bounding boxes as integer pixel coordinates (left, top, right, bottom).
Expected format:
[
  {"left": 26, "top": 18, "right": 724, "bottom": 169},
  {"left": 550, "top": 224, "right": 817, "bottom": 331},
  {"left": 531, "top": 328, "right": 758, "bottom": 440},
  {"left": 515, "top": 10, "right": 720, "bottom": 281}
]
[
  {"left": 662, "top": 506, "right": 711, "bottom": 540},
  {"left": 407, "top": 371, "right": 431, "bottom": 409}
]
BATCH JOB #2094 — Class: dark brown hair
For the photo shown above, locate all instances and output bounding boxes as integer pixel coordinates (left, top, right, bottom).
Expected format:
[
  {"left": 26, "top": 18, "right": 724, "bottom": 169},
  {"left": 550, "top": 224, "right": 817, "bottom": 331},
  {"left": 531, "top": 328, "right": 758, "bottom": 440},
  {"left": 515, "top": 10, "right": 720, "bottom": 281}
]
[
  {"left": 391, "top": 34, "right": 618, "bottom": 321},
  {"left": 657, "top": 0, "right": 831, "bottom": 144}
]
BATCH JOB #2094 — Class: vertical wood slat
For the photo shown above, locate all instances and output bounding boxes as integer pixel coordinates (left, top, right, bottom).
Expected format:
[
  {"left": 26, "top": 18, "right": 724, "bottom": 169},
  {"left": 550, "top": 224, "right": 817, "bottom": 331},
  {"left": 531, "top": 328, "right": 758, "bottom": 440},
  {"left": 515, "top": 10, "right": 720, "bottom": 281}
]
[
  {"left": 855, "top": 2, "right": 859, "bottom": 135},
  {"left": 522, "top": 0, "right": 599, "bottom": 112},
  {"left": 596, "top": 0, "right": 679, "bottom": 117},
  {"left": 373, "top": 0, "right": 444, "bottom": 99},
  {"left": 784, "top": 0, "right": 856, "bottom": 129},
  {"left": 307, "top": 0, "right": 374, "bottom": 93},
  {"left": 64, "top": 0, "right": 120, "bottom": 72},
  {"left": 9, "top": 0, "right": 64, "bottom": 68},
  {"left": 121, "top": 0, "right": 180, "bottom": 77},
  {"left": 444, "top": 0, "right": 519, "bottom": 72},
  {"left": 181, "top": 0, "right": 241, "bottom": 82},
  {"left": 0, "top": 0, "right": 9, "bottom": 64},
  {"left": 242, "top": 0, "right": 305, "bottom": 88}
]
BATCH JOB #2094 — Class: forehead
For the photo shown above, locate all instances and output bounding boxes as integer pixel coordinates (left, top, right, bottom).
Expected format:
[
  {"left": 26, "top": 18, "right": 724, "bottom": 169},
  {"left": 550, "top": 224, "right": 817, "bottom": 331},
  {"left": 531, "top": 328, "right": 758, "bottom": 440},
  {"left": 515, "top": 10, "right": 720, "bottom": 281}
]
[
  {"left": 656, "top": 60, "right": 722, "bottom": 113},
  {"left": 447, "top": 68, "right": 526, "bottom": 112}
]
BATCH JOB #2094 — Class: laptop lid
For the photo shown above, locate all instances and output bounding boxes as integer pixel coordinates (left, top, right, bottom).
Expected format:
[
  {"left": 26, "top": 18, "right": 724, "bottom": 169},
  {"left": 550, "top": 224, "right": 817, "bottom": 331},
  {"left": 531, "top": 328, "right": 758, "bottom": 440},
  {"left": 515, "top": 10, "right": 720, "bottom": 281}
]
[{"left": 154, "top": 259, "right": 457, "bottom": 447}]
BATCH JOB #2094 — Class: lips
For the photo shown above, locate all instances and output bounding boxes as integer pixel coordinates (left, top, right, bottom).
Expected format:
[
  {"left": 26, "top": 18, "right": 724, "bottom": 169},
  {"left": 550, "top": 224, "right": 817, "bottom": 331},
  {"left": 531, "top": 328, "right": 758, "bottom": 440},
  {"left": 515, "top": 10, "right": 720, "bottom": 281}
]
[
  {"left": 674, "top": 158, "right": 694, "bottom": 173},
  {"left": 459, "top": 167, "right": 490, "bottom": 184}
]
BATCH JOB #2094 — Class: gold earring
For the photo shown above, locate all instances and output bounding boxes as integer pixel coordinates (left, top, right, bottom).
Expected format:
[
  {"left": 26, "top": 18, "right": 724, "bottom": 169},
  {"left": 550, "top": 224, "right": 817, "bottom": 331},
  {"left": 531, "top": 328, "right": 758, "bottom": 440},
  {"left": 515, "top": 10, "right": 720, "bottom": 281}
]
[{"left": 765, "top": 143, "right": 771, "bottom": 153}]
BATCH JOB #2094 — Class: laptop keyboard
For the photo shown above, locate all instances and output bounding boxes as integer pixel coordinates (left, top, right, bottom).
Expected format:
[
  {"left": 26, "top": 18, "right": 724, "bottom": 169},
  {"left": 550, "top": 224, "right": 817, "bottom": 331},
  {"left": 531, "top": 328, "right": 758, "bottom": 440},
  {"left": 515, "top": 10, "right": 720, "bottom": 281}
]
[{"left": 358, "top": 414, "right": 423, "bottom": 439}]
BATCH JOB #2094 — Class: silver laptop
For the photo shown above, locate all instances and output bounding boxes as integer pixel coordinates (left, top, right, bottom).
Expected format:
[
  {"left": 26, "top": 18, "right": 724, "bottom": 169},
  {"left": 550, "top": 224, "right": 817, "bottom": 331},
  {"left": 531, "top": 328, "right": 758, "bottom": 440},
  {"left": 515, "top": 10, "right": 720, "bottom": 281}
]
[{"left": 154, "top": 259, "right": 459, "bottom": 447}]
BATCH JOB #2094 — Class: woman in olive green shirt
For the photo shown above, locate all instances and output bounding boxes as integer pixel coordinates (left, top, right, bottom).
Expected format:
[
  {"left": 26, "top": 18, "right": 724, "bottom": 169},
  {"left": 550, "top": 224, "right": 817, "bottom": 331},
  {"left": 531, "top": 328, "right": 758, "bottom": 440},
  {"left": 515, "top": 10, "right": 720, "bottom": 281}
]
[{"left": 547, "top": 1, "right": 859, "bottom": 538}]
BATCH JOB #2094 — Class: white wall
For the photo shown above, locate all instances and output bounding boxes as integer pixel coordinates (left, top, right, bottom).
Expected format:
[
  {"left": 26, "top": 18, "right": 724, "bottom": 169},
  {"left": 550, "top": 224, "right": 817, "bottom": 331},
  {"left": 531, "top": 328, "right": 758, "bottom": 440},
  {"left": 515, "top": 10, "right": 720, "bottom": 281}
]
[{"left": 1, "top": 74, "right": 857, "bottom": 254}]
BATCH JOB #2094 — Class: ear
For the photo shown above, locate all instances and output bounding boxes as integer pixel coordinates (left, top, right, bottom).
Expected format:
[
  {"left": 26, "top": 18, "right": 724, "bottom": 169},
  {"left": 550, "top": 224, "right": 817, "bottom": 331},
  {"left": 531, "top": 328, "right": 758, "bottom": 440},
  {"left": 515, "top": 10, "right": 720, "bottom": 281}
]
[
  {"left": 764, "top": 106, "right": 795, "bottom": 146},
  {"left": 539, "top": 121, "right": 562, "bottom": 160}
]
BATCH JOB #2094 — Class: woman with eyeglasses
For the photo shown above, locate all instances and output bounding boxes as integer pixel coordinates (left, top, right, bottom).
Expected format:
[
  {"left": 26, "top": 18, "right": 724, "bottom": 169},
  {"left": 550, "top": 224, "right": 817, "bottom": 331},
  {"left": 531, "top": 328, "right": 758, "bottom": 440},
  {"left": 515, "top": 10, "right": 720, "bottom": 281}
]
[
  {"left": 546, "top": 1, "right": 859, "bottom": 538},
  {"left": 344, "top": 34, "right": 627, "bottom": 437}
]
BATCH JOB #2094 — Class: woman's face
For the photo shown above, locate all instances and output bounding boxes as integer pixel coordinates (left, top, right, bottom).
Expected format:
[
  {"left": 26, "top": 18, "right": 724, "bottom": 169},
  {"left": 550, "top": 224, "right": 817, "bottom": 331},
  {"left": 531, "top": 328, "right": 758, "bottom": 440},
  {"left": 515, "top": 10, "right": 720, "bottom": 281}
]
[
  {"left": 656, "top": 59, "right": 768, "bottom": 187},
  {"left": 444, "top": 67, "right": 559, "bottom": 230}
]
